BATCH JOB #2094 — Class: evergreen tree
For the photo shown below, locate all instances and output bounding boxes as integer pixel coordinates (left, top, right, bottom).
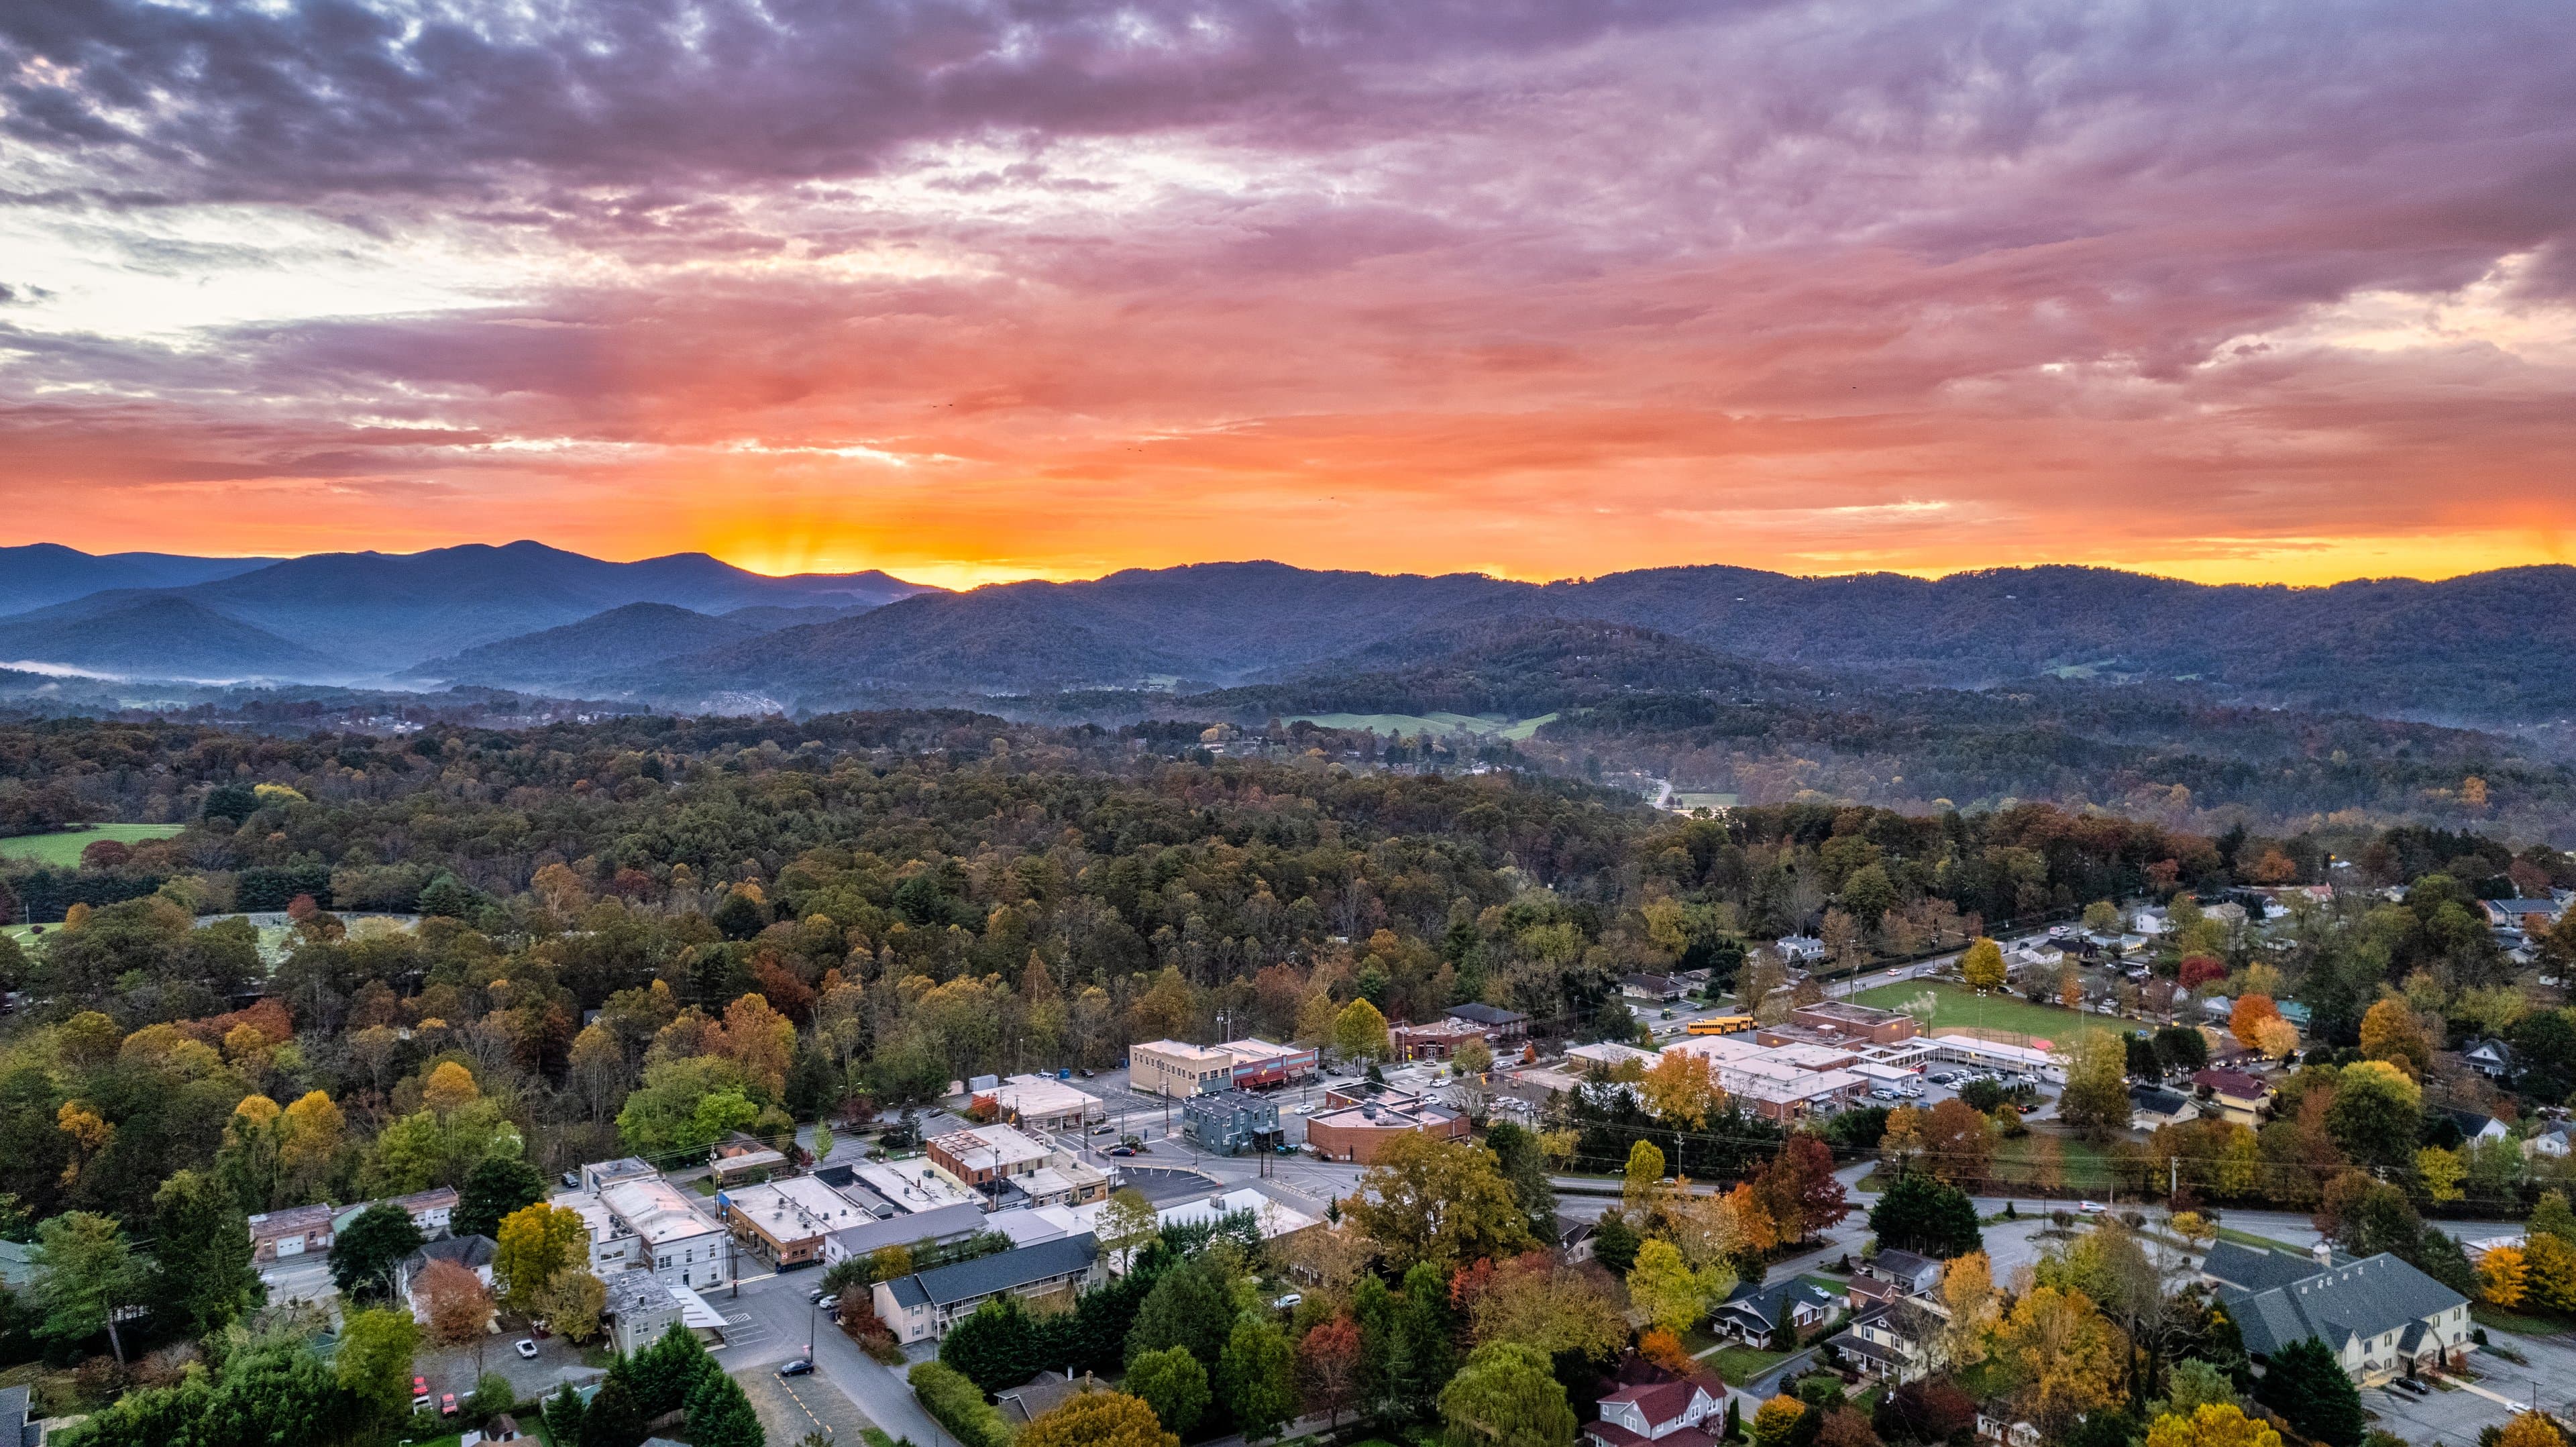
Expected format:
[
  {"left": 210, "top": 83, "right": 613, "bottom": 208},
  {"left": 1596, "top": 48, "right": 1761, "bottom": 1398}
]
[
  {"left": 151, "top": 1168, "right": 263, "bottom": 1336},
  {"left": 2253, "top": 1337, "right": 2365, "bottom": 1447},
  {"left": 583, "top": 1369, "right": 647, "bottom": 1447},
  {"left": 1126, "top": 1346, "right": 1212, "bottom": 1436},
  {"left": 1353, "top": 1273, "right": 1396, "bottom": 1424},
  {"left": 942, "top": 1295, "right": 1039, "bottom": 1393},
  {"left": 1483, "top": 1122, "right": 1558, "bottom": 1231},
  {"left": 1126, "top": 1258, "right": 1234, "bottom": 1371},
  {"left": 686, "top": 1368, "right": 765, "bottom": 1447},
  {"left": 1868, "top": 1171, "right": 1982, "bottom": 1258},
  {"left": 454, "top": 1155, "right": 547, "bottom": 1241},
  {"left": 1389, "top": 1261, "right": 1459, "bottom": 1419},
  {"left": 545, "top": 1383, "right": 589, "bottom": 1447},
  {"left": 1591, "top": 1213, "right": 1642, "bottom": 1276},
  {"left": 329, "top": 1200, "right": 427, "bottom": 1299}
]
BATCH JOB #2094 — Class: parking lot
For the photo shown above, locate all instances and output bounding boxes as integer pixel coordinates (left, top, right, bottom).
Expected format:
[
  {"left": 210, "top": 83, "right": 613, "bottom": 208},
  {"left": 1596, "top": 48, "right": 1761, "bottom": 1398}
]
[{"left": 2367, "top": 1334, "right": 2576, "bottom": 1446}]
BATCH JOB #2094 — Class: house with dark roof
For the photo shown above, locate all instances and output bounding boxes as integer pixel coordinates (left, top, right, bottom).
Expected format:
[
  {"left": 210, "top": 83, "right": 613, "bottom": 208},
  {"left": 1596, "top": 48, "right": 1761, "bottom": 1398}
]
[
  {"left": 395, "top": 1234, "right": 498, "bottom": 1321},
  {"left": 1554, "top": 1214, "right": 1597, "bottom": 1264},
  {"left": 871, "top": 1233, "right": 1100, "bottom": 1344},
  {"left": 1584, "top": 1375, "right": 1727, "bottom": 1447},
  {"left": 997, "top": 1371, "right": 1103, "bottom": 1425},
  {"left": 2129, "top": 1085, "right": 2198, "bottom": 1131},
  {"left": 0, "top": 1385, "right": 45, "bottom": 1447},
  {"left": 1858, "top": 1249, "right": 1944, "bottom": 1297},
  {"left": 2463, "top": 1038, "right": 2516, "bottom": 1079},
  {"left": 2440, "top": 1108, "right": 2508, "bottom": 1146},
  {"left": 818, "top": 1201, "right": 988, "bottom": 1270},
  {"left": 1829, "top": 1295, "right": 1947, "bottom": 1383},
  {"left": 2200, "top": 1241, "right": 2471, "bottom": 1385},
  {"left": 1710, "top": 1278, "right": 1840, "bottom": 1346},
  {"left": 1620, "top": 974, "right": 1688, "bottom": 1002}
]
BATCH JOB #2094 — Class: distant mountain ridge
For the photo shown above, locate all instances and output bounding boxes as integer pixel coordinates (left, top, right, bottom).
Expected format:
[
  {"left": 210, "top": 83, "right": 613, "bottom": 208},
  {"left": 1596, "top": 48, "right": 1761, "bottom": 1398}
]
[
  {"left": 1, "top": 545, "right": 2571, "bottom": 723},
  {"left": 0, "top": 541, "right": 940, "bottom": 679},
  {"left": 0, "top": 543, "right": 278, "bottom": 615}
]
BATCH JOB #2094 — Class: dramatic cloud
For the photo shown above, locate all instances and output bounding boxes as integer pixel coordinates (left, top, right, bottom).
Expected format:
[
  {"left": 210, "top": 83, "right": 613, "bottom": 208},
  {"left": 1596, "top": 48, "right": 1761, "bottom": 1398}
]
[{"left": 2, "top": 0, "right": 2573, "bottom": 584}]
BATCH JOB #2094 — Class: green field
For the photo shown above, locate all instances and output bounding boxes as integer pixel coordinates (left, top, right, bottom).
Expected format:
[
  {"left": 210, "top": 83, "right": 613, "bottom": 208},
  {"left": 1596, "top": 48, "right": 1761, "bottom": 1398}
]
[
  {"left": 1287, "top": 712, "right": 1558, "bottom": 741},
  {"left": 0, "top": 823, "right": 185, "bottom": 867},
  {"left": 1847, "top": 980, "right": 2112, "bottom": 1051},
  {"left": 1990, "top": 1132, "right": 2114, "bottom": 1193}
]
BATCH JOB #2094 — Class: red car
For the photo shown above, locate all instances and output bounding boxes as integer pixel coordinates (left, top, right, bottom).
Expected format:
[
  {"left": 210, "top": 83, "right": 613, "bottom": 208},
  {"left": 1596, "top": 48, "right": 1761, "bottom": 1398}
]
[{"left": 441, "top": 1394, "right": 458, "bottom": 1417}]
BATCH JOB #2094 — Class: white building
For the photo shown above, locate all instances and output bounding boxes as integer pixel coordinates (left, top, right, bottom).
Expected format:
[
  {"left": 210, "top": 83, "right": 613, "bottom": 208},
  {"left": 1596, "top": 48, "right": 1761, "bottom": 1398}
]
[
  {"left": 973, "top": 1075, "right": 1105, "bottom": 1130},
  {"left": 570, "top": 1161, "right": 735, "bottom": 1291}
]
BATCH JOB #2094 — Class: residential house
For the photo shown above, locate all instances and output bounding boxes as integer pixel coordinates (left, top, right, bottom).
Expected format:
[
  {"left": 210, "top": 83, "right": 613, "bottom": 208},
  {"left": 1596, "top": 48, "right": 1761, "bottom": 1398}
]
[
  {"left": 709, "top": 1136, "right": 789, "bottom": 1186},
  {"left": 871, "top": 1234, "right": 1102, "bottom": 1344},
  {"left": 247, "top": 1203, "right": 338, "bottom": 1264},
  {"left": 1832, "top": 1295, "right": 1948, "bottom": 1383},
  {"left": 997, "top": 1373, "right": 1104, "bottom": 1426},
  {"left": 2464, "top": 1038, "right": 2516, "bottom": 1080},
  {"left": 2190, "top": 1069, "right": 2275, "bottom": 1127},
  {"left": 1859, "top": 1249, "right": 1945, "bottom": 1297},
  {"left": 1554, "top": 1214, "right": 1597, "bottom": 1264},
  {"left": 1774, "top": 936, "right": 1828, "bottom": 964},
  {"left": 1620, "top": 974, "right": 1689, "bottom": 1002},
  {"left": 396, "top": 1235, "right": 497, "bottom": 1323},
  {"left": 2442, "top": 1108, "right": 2510, "bottom": 1146},
  {"left": 2530, "top": 1125, "right": 2575, "bottom": 1160},
  {"left": 2130, "top": 1085, "right": 2198, "bottom": 1132},
  {"left": 0, "top": 1385, "right": 46, "bottom": 1447},
  {"left": 1710, "top": 1278, "right": 1840, "bottom": 1346},
  {"left": 2202, "top": 1241, "right": 2472, "bottom": 1384},
  {"left": 1584, "top": 1377, "right": 1727, "bottom": 1447}
]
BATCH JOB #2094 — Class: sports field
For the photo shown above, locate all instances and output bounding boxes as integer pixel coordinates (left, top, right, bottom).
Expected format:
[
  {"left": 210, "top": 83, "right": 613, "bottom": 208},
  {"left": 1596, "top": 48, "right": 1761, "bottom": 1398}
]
[
  {"left": 1846, "top": 980, "right": 2112, "bottom": 1051},
  {"left": 1287, "top": 712, "right": 1558, "bottom": 741},
  {"left": 0, "top": 823, "right": 186, "bottom": 867}
]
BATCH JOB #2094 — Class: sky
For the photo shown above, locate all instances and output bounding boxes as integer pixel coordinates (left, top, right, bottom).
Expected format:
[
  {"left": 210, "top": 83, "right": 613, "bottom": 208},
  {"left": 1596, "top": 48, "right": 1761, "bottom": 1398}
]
[{"left": 2, "top": 1, "right": 2573, "bottom": 592}]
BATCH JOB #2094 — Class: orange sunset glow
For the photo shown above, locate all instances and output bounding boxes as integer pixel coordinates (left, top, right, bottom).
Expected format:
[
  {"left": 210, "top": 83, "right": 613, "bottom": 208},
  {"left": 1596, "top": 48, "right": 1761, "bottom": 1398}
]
[{"left": 3, "top": 1, "right": 2573, "bottom": 588}]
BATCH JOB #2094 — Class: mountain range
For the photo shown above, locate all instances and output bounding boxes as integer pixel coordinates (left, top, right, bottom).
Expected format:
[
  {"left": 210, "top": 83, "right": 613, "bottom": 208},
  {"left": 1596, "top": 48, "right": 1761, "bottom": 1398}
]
[{"left": 1, "top": 545, "right": 2571, "bottom": 726}]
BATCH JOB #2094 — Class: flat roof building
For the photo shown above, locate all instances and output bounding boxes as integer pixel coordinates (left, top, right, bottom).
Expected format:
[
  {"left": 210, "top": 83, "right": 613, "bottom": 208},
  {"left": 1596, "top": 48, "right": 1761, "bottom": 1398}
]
[
  {"left": 820, "top": 1201, "right": 991, "bottom": 1269},
  {"left": 1788, "top": 1001, "right": 1918, "bottom": 1045},
  {"left": 1128, "top": 1040, "right": 1238, "bottom": 1099},
  {"left": 1306, "top": 1093, "right": 1470, "bottom": 1164},
  {"left": 720, "top": 1175, "right": 880, "bottom": 1269},
  {"left": 595, "top": 1170, "right": 734, "bottom": 1290},
  {"left": 928, "top": 1124, "right": 1054, "bottom": 1197},
  {"left": 973, "top": 1075, "right": 1106, "bottom": 1130}
]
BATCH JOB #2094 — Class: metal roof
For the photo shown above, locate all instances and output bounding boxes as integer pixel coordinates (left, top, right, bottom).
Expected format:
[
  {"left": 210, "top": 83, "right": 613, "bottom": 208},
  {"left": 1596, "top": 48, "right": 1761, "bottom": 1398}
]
[
  {"left": 898, "top": 1232, "right": 1098, "bottom": 1309},
  {"left": 2214, "top": 1250, "right": 2467, "bottom": 1358}
]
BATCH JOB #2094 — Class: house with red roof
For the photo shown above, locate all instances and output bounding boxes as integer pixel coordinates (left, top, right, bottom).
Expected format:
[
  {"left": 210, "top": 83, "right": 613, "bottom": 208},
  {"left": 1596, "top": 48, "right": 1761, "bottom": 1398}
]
[{"left": 1584, "top": 1376, "right": 1728, "bottom": 1447}]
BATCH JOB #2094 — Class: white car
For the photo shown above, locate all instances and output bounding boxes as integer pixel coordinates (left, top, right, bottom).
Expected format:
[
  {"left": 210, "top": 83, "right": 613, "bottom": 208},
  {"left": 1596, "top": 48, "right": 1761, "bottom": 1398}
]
[
  {"left": 2079, "top": 1200, "right": 2106, "bottom": 1214},
  {"left": 515, "top": 1338, "right": 539, "bottom": 1359}
]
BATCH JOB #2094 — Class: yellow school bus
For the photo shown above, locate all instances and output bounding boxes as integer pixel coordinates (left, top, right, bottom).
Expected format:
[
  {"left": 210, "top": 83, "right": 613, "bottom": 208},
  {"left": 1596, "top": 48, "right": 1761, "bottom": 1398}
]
[{"left": 1683, "top": 1015, "right": 1757, "bottom": 1036}]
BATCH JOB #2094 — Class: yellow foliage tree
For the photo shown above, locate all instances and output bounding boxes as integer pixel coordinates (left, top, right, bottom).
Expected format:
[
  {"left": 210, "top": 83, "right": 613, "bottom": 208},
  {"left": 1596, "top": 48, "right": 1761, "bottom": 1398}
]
[
  {"left": 1623, "top": 1140, "right": 1668, "bottom": 1209},
  {"left": 2495, "top": 1413, "right": 2568, "bottom": 1447},
  {"left": 1961, "top": 938, "right": 2006, "bottom": 993},
  {"left": 2253, "top": 1017, "right": 2301, "bottom": 1061},
  {"left": 1332, "top": 998, "right": 1391, "bottom": 1063},
  {"left": 2358, "top": 998, "right": 2432, "bottom": 1079},
  {"left": 1626, "top": 1238, "right": 1710, "bottom": 1334},
  {"left": 1999, "top": 1285, "right": 2128, "bottom": 1434},
  {"left": 2144, "top": 1403, "right": 2282, "bottom": 1447},
  {"left": 1640, "top": 1051, "right": 1725, "bottom": 1129},
  {"left": 2416, "top": 1146, "right": 2466, "bottom": 1205},
  {"left": 421, "top": 1061, "right": 481, "bottom": 1117},
  {"left": 493, "top": 1203, "right": 587, "bottom": 1310},
  {"left": 2524, "top": 1232, "right": 2576, "bottom": 1314},
  {"left": 2483, "top": 1244, "right": 2529, "bottom": 1308}
]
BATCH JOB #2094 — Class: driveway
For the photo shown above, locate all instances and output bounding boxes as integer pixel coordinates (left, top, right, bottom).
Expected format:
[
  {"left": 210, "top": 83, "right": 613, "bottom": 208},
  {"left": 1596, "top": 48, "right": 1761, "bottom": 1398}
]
[{"left": 416, "top": 1328, "right": 600, "bottom": 1405}]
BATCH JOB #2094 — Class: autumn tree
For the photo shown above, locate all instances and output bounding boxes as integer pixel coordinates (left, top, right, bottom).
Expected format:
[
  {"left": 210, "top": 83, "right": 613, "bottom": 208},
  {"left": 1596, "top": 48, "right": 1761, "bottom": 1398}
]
[
  {"left": 1333, "top": 998, "right": 1391, "bottom": 1063},
  {"left": 1999, "top": 1285, "right": 2128, "bottom": 1435},
  {"left": 418, "top": 1254, "right": 498, "bottom": 1361},
  {"left": 2228, "top": 996, "right": 2283, "bottom": 1053},
  {"left": 1019, "top": 1391, "right": 1179, "bottom": 1447},
  {"left": 1295, "top": 1314, "right": 1363, "bottom": 1430},
  {"left": 1345, "top": 1133, "right": 1534, "bottom": 1274},
  {"left": 494, "top": 1203, "right": 588, "bottom": 1310},
  {"left": 1962, "top": 939, "right": 2007, "bottom": 992},
  {"left": 1623, "top": 1139, "right": 1668, "bottom": 1208},
  {"left": 2483, "top": 1244, "right": 2529, "bottom": 1307},
  {"left": 2057, "top": 1030, "right": 2133, "bottom": 1143},
  {"left": 2325, "top": 1060, "right": 2422, "bottom": 1169},
  {"left": 2144, "top": 1403, "right": 2282, "bottom": 1447},
  {"left": 2359, "top": 998, "right": 2433, "bottom": 1079},
  {"left": 1627, "top": 1239, "right": 1717, "bottom": 1335},
  {"left": 1750, "top": 1134, "right": 1849, "bottom": 1244},
  {"left": 1640, "top": 1051, "right": 1725, "bottom": 1128},
  {"left": 533, "top": 1267, "right": 608, "bottom": 1343}
]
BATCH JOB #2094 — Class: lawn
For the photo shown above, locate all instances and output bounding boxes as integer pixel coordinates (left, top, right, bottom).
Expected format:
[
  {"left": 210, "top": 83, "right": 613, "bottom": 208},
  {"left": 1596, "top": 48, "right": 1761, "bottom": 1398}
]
[
  {"left": 2211, "top": 1225, "right": 2303, "bottom": 1253},
  {"left": 1988, "top": 1132, "right": 2114, "bottom": 1194},
  {"left": 1847, "top": 980, "right": 2113, "bottom": 1050},
  {"left": 1702, "top": 1345, "right": 1793, "bottom": 1381},
  {"left": 1283, "top": 712, "right": 1558, "bottom": 741},
  {"left": 0, "top": 822, "right": 185, "bottom": 867}
]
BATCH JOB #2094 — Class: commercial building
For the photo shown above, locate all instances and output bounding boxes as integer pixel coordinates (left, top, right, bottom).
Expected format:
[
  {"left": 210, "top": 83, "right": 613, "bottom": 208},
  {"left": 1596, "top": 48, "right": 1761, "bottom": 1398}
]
[
  {"left": 1788, "top": 1001, "right": 1918, "bottom": 1045},
  {"left": 720, "top": 1175, "right": 881, "bottom": 1269},
  {"left": 1927, "top": 1034, "right": 2066, "bottom": 1083},
  {"left": 580, "top": 1165, "right": 735, "bottom": 1291},
  {"left": 709, "top": 1136, "right": 789, "bottom": 1186},
  {"left": 1181, "top": 1089, "right": 1283, "bottom": 1155},
  {"left": 1305, "top": 1094, "right": 1469, "bottom": 1163},
  {"left": 1621, "top": 974, "right": 1690, "bottom": 1002},
  {"left": 1128, "top": 1040, "right": 1238, "bottom": 1098},
  {"left": 872, "top": 1234, "right": 1102, "bottom": 1343},
  {"left": 331, "top": 1185, "right": 460, "bottom": 1243},
  {"left": 1389, "top": 1017, "right": 1491, "bottom": 1061},
  {"left": 850, "top": 1159, "right": 981, "bottom": 1214},
  {"left": 1446, "top": 1003, "right": 1529, "bottom": 1041},
  {"left": 928, "top": 1124, "right": 1053, "bottom": 1197},
  {"left": 1016, "top": 1157, "right": 1114, "bottom": 1208},
  {"left": 1566, "top": 1041, "right": 1661, "bottom": 1073},
  {"left": 1126, "top": 1038, "right": 1318, "bottom": 1098},
  {"left": 820, "top": 1201, "right": 990, "bottom": 1270},
  {"left": 973, "top": 1074, "right": 1105, "bottom": 1130},
  {"left": 1069, "top": 1185, "right": 1318, "bottom": 1270},
  {"left": 247, "top": 1203, "right": 338, "bottom": 1264},
  {"left": 2202, "top": 1242, "right": 2471, "bottom": 1385}
]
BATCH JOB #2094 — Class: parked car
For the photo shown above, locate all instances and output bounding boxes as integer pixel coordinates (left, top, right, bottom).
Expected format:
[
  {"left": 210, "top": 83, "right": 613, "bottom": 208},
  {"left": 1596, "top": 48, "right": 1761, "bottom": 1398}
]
[
  {"left": 515, "top": 1339, "right": 538, "bottom": 1359},
  {"left": 413, "top": 1376, "right": 429, "bottom": 1401},
  {"left": 1106, "top": 1145, "right": 1137, "bottom": 1157},
  {"left": 561, "top": 1171, "right": 580, "bottom": 1187},
  {"left": 808, "top": 1287, "right": 830, "bottom": 1303},
  {"left": 441, "top": 1395, "right": 459, "bottom": 1417},
  {"left": 779, "top": 1360, "right": 814, "bottom": 1377},
  {"left": 1272, "top": 1293, "right": 1303, "bottom": 1312}
]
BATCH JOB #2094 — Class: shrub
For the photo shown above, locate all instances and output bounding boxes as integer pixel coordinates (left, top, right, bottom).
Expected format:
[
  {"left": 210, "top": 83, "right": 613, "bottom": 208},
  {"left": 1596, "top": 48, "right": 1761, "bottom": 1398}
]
[{"left": 910, "top": 1360, "right": 1013, "bottom": 1447}]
